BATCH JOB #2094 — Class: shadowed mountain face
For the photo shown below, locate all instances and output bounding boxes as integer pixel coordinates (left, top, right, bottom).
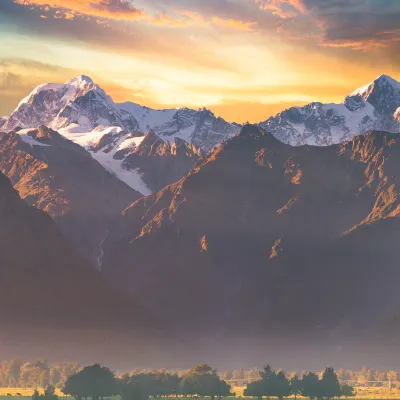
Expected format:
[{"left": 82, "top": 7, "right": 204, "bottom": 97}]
[
  {"left": 102, "top": 125, "right": 400, "bottom": 363},
  {"left": 0, "top": 171, "right": 177, "bottom": 367},
  {"left": 0, "top": 126, "right": 140, "bottom": 266}
]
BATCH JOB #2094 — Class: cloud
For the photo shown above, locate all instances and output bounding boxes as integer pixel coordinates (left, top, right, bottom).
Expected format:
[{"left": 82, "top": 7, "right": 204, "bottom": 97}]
[
  {"left": 0, "top": 59, "right": 81, "bottom": 115},
  {"left": 13, "top": 0, "right": 143, "bottom": 20},
  {"left": 298, "top": 0, "right": 400, "bottom": 50},
  {"left": 255, "top": 0, "right": 304, "bottom": 18},
  {"left": 0, "top": 0, "right": 238, "bottom": 72},
  {"left": 0, "top": 71, "right": 21, "bottom": 91},
  {"left": 255, "top": 0, "right": 400, "bottom": 51},
  {"left": 13, "top": 0, "right": 259, "bottom": 32},
  {"left": 211, "top": 17, "right": 257, "bottom": 31}
]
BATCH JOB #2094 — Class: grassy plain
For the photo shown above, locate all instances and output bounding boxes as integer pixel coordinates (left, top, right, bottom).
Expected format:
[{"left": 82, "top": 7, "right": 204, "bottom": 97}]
[
  {"left": 0, "top": 388, "right": 66, "bottom": 398},
  {"left": 1, "top": 386, "right": 400, "bottom": 400},
  {"left": 231, "top": 385, "right": 400, "bottom": 399}
]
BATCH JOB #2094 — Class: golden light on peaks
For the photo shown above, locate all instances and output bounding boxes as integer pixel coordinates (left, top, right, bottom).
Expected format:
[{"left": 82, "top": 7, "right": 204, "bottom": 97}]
[{"left": 3, "top": 0, "right": 400, "bottom": 124}]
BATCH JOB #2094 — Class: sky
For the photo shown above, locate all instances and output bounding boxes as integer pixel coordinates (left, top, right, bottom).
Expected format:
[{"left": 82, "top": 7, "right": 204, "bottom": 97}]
[{"left": 0, "top": 0, "right": 400, "bottom": 123}]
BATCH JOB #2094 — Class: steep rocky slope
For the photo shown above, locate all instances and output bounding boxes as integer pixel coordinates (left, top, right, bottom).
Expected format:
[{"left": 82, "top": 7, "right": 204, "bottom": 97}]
[
  {"left": 102, "top": 125, "right": 400, "bottom": 355},
  {"left": 0, "top": 117, "right": 6, "bottom": 129},
  {"left": 119, "top": 130, "right": 202, "bottom": 193},
  {"left": 118, "top": 103, "right": 240, "bottom": 152},
  {"left": 0, "top": 171, "right": 173, "bottom": 365},
  {"left": 0, "top": 126, "right": 140, "bottom": 266},
  {"left": 64, "top": 127, "right": 203, "bottom": 195}
]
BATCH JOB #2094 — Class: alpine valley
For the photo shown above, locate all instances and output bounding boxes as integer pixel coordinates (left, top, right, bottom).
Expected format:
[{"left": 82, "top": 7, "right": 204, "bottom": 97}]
[{"left": 3, "top": 74, "right": 400, "bottom": 367}]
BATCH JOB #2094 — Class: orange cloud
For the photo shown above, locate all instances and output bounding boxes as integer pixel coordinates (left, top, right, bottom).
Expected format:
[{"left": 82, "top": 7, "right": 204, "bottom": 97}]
[
  {"left": 150, "top": 13, "right": 194, "bottom": 27},
  {"left": 179, "top": 10, "right": 206, "bottom": 24},
  {"left": 255, "top": 0, "right": 305, "bottom": 18},
  {"left": 211, "top": 17, "right": 257, "bottom": 31},
  {"left": 14, "top": 0, "right": 257, "bottom": 31},
  {"left": 53, "top": 9, "right": 75, "bottom": 20},
  {"left": 287, "top": 0, "right": 306, "bottom": 13},
  {"left": 320, "top": 29, "right": 400, "bottom": 51},
  {"left": 321, "top": 40, "right": 390, "bottom": 51},
  {"left": 13, "top": 0, "right": 143, "bottom": 21}
]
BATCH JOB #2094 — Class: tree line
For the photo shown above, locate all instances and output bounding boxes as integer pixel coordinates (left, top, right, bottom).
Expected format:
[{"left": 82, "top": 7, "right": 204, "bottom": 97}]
[
  {"left": 62, "top": 364, "right": 231, "bottom": 400},
  {"left": 0, "top": 358, "right": 395, "bottom": 392},
  {"left": 54, "top": 363, "right": 353, "bottom": 400},
  {"left": 0, "top": 359, "right": 81, "bottom": 389},
  {"left": 224, "top": 367, "right": 398, "bottom": 387},
  {"left": 244, "top": 365, "right": 354, "bottom": 400}
]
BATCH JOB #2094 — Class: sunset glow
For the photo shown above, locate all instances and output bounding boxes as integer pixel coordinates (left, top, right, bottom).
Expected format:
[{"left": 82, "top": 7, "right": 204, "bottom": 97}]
[{"left": 1, "top": 0, "right": 399, "bottom": 122}]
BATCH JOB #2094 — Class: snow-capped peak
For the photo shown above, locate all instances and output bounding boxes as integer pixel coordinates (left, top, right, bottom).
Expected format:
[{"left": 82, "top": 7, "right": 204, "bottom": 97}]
[
  {"left": 349, "top": 74, "right": 400, "bottom": 116},
  {"left": 4, "top": 75, "right": 139, "bottom": 133},
  {"left": 15, "top": 76, "right": 96, "bottom": 111},
  {"left": 350, "top": 74, "right": 400, "bottom": 101},
  {"left": 261, "top": 74, "right": 400, "bottom": 147},
  {"left": 66, "top": 75, "right": 94, "bottom": 87},
  {"left": 17, "top": 82, "right": 65, "bottom": 108}
]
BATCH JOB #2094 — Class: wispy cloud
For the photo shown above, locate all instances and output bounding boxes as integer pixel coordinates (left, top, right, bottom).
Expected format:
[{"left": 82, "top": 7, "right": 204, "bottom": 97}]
[
  {"left": 13, "top": 0, "right": 258, "bottom": 31},
  {"left": 13, "top": 0, "right": 143, "bottom": 20},
  {"left": 255, "top": 0, "right": 400, "bottom": 50},
  {"left": 211, "top": 17, "right": 257, "bottom": 31},
  {"left": 255, "top": 0, "right": 304, "bottom": 17}
]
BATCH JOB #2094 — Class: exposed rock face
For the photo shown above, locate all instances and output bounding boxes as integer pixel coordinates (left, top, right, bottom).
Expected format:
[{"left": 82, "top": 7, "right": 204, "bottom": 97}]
[
  {"left": 120, "top": 130, "right": 202, "bottom": 193},
  {"left": 117, "top": 103, "right": 240, "bottom": 153},
  {"left": 0, "top": 126, "right": 140, "bottom": 266},
  {"left": 0, "top": 171, "right": 172, "bottom": 365},
  {"left": 102, "top": 125, "right": 400, "bottom": 358},
  {"left": 260, "top": 75, "right": 400, "bottom": 146}
]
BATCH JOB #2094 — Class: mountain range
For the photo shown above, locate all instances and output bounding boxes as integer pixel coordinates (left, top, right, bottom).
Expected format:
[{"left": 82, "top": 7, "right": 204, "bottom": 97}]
[
  {"left": 3, "top": 74, "right": 400, "bottom": 367},
  {"left": 4, "top": 74, "right": 400, "bottom": 195}
]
